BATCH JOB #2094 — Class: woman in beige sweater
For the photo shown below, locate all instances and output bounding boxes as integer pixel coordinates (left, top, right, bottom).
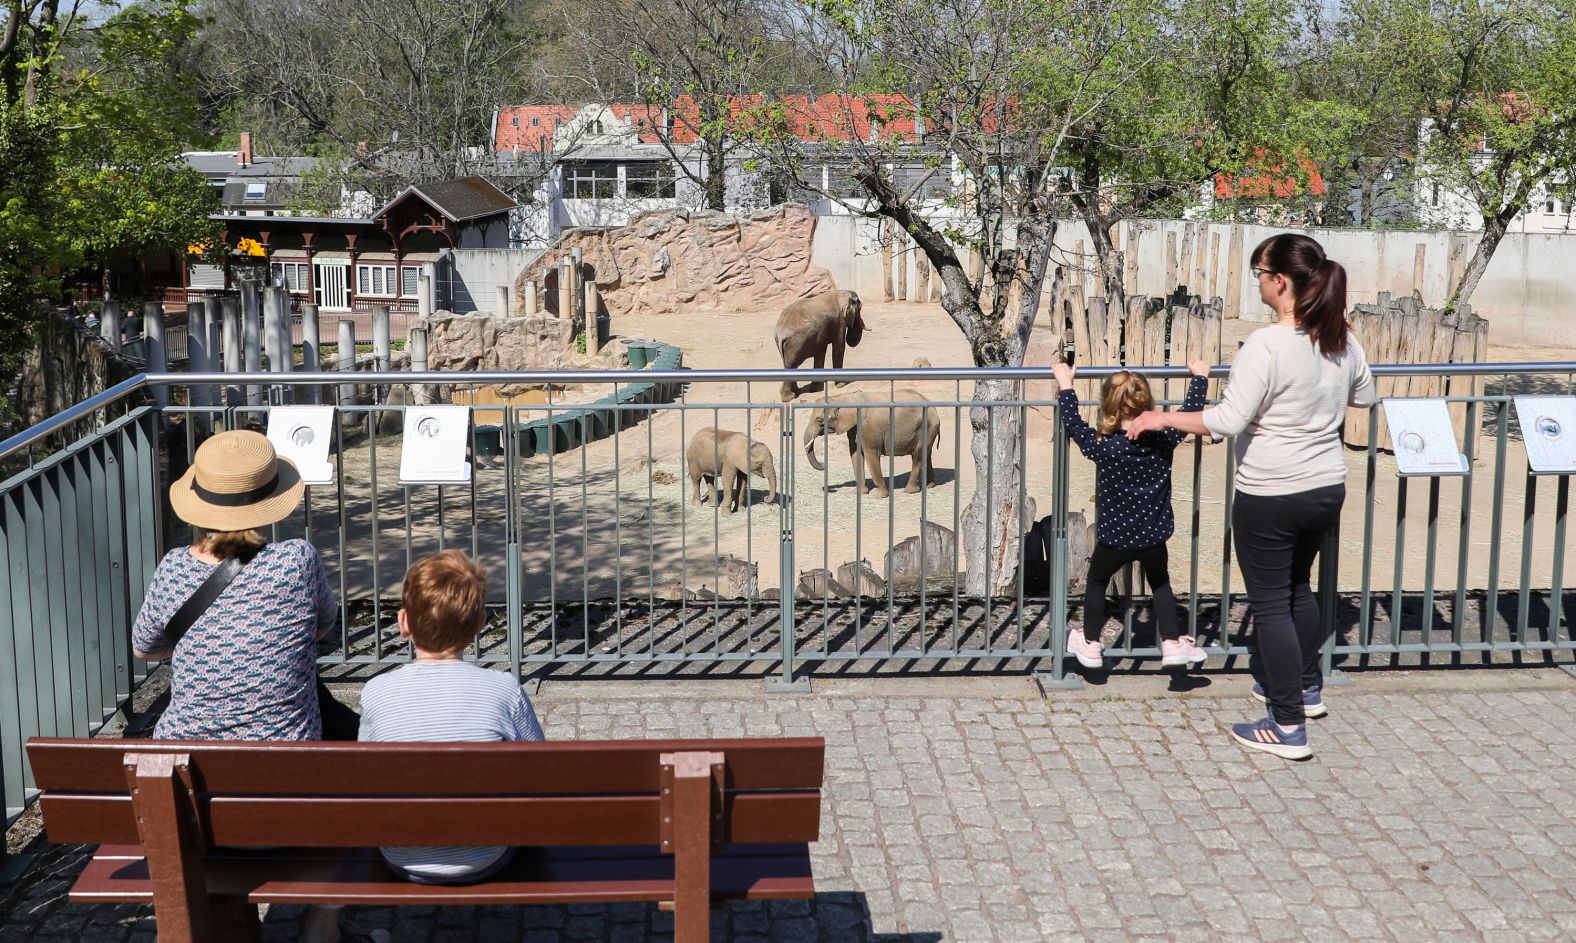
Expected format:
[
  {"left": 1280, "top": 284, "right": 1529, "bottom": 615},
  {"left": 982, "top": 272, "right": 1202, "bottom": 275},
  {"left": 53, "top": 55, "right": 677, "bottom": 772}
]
[{"left": 1127, "top": 233, "right": 1375, "bottom": 760}]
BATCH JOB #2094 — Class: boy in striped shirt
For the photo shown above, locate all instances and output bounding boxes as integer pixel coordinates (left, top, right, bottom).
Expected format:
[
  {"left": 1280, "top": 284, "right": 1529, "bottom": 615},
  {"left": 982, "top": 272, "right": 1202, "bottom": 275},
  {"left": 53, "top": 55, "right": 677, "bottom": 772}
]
[{"left": 359, "top": 550, "right": 544, "bottom": 883}]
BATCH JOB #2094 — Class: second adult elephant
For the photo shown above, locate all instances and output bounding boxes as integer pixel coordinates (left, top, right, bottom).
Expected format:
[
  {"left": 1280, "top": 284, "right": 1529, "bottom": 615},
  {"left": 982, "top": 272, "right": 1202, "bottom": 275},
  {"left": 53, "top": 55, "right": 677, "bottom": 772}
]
[
  {"left": 801, "top": 390, "right": 941, "bottom": 498},
  {"left": 686, "top": 427, "right": 778, "bottom": 514},
  {"left": 774, "top": 289, "right": 865, "bottom": 402}
]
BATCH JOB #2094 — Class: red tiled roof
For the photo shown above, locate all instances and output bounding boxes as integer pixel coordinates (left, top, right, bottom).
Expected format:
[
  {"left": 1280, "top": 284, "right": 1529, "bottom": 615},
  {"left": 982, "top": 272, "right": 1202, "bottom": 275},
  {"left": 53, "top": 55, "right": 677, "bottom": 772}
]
[
  {"left": 493, "top": 95, "right": 922, "bottom": 153},
  {"left": 1214, "top": 153, "right": 1326, "bottom": 199}
]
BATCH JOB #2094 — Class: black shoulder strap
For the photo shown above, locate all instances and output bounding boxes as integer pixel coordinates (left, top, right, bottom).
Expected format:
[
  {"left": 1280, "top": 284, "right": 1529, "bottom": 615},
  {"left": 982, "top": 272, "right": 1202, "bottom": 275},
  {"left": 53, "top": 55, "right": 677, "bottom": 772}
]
[{"left": 163, "top": 549, "right": 257, "bottom": 646}]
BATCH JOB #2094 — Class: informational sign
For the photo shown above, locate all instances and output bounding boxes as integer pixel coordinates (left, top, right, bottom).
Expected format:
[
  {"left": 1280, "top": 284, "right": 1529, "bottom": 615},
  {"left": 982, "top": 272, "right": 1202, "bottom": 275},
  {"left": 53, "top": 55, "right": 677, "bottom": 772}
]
[
  {"left": 1514, "top": 396, "right": 1576, "bottom": 475},
  {"left": 399, "top": 405, "right": 472, "bottom": 485},
  {"left": 265, "top": 405, "right": 336, "bottom": 485},
  {"left": 1382, "top": 399, "right": 1469, "bottom": 477}
]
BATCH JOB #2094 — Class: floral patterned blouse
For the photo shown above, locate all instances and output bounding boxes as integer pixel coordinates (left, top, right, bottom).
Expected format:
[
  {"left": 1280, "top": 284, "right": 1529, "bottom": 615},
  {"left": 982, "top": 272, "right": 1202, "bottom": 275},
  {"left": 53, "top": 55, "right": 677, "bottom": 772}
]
[{"left": 132, "top": 539, "right": 336, "bottom": 741}]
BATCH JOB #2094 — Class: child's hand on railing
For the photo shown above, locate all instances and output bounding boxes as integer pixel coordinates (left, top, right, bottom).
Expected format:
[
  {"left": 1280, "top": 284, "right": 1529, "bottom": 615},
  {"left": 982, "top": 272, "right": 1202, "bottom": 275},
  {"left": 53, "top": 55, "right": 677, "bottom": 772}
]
[
  {"left": 1187, "top": 360, "right": 1211, "bottom": 378},
  {"left": 1052, "top": 361, "right": 1076, "bottom": 390}
]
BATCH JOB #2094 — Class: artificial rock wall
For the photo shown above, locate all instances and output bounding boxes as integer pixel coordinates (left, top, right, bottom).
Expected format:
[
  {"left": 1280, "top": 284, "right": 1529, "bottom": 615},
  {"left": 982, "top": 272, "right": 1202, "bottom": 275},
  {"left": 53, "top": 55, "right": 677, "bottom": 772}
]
[{"left": 517, "top": 205, "right": 835, "bottom": 317}]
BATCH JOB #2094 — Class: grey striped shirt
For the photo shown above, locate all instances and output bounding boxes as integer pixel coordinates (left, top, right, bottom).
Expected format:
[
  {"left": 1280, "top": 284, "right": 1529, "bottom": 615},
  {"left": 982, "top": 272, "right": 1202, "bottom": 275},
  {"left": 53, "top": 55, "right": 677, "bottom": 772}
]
[{"left": 358, "top": 660, "right": 545, "bottom": 881}]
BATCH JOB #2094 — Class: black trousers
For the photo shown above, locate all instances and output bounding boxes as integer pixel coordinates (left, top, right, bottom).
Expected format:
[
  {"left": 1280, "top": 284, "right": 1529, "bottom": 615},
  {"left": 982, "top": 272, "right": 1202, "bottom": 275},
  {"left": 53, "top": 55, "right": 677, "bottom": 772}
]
[
  {"left": 317, "top": 679, "right": 361, "bottom": 741},
  {"left": 1232, "top": 484, "right": 1345, "bottom": 725},
  {"left": 1083, "top": 542, "right": 1180, "bottom": 643}
]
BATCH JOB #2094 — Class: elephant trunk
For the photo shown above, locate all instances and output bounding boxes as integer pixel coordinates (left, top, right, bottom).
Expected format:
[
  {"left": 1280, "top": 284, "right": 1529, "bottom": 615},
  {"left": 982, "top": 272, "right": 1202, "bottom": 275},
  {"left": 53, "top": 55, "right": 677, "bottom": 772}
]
[{"left": 803, "top": 420, "right": 826, "bottom": 471}]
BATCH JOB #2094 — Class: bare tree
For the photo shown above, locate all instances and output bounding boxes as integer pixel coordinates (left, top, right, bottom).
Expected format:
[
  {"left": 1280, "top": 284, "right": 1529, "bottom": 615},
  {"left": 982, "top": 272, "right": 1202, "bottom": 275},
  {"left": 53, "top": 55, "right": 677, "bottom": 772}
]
[
  {"left": 544, "top": 0, "right": 811, "bottom": 211},
  {"left": 740, "top": 0, "right": 1179, "bottom": 593},
  {"left": 197, "top": 0, "right": 541, "bottom": 201}
]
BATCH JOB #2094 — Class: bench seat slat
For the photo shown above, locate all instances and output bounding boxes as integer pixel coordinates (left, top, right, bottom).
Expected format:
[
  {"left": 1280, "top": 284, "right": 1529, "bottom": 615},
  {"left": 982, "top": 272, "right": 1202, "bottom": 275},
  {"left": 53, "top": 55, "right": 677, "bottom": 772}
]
[
  {"left": 69, "top": 844, "right": 815, "bottom": 907},
  {"left": 28, "top": 738, "right": 825, "bottom": 794},
  {"left": 42, "top": 792, "right": 820, "bottom": 847}
]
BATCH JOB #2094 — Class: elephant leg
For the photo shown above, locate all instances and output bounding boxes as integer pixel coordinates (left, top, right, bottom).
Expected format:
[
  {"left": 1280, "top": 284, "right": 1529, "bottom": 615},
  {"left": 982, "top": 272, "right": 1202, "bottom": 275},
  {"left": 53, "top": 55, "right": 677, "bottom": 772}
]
[
  {"left": 721, "top": 463, "right": 739, "bottom": 514},
  {"left": 781, "top": 351, "right": 805, "bottom": 401},
  {"left": 689, "top": 462, "right": 704, "bottom": 504},
  {"left": 864, "top": 448, "right": 889, "bottom": 498},
  {"left": 831, "top": 339, "right": 849, "bottom": 386},
  {"left": 905, "top": 450, "right": 924, "bottom": 493}
]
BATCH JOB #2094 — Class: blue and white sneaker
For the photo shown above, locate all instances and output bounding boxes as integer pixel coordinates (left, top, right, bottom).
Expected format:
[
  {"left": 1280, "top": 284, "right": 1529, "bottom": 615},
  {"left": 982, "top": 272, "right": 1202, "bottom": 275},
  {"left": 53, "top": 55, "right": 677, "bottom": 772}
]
[
  {"left": 1251, "top": 682, "right": 1327, "bottom": 719},
  {"left": 1230, "top": 714, "right": 1312, "bottom": 760}
]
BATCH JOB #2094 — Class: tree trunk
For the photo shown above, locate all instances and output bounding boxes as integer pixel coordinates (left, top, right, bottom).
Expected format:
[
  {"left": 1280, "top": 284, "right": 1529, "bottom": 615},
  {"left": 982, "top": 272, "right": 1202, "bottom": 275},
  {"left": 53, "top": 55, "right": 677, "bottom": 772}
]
[
  {"left": 1447, "top": 213, "right": 1509, "bottom": 312},
  {"left": 955, "top": 216, "right": 1055, "bottom": 596},
  {"left": 705, "top": 136, "right": 727, "bottom": 211}
]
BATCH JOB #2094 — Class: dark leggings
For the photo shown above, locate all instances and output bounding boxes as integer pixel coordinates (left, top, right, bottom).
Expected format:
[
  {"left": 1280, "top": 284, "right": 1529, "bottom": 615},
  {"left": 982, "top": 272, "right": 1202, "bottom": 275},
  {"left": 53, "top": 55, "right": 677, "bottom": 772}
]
[
  {"left": 1083, "top": 542, "right": 1180, "bottom": 643},
  {"left": 1233, "top": 484, "right": 1345, "bottom": 725}
]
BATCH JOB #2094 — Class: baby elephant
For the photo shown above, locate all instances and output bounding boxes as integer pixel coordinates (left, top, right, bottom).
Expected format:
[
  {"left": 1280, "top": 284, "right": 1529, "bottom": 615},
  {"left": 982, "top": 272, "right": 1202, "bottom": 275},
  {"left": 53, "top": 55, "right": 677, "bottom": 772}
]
[{"left": 686, "top": 427, "right": 778, "bottom": 514}]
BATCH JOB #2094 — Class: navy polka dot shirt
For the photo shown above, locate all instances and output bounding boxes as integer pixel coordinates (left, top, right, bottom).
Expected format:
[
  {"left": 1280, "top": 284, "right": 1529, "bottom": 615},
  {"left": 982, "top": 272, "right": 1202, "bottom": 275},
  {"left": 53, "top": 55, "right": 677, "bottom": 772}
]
[{"left": 1057, "top": 376, "right": 1208, "bottom": 550}]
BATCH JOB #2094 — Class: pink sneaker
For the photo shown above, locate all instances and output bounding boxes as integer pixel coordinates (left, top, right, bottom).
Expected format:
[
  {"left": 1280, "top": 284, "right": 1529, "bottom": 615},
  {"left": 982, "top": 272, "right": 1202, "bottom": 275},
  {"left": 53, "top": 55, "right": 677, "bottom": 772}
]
[
  {"left": 1066, "top": 629, "right": 1103, "bottom": 669},
  {"left": 1161, "top": 636, "right": 1209, "bottom": 667}
]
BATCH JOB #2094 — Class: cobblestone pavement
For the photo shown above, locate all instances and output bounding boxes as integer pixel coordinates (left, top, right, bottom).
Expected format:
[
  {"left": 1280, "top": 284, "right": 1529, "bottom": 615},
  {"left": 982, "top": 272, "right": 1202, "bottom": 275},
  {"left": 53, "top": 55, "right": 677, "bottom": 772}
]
[{"left": 4, "top": 670, "right": 1576, "bottom": 942}]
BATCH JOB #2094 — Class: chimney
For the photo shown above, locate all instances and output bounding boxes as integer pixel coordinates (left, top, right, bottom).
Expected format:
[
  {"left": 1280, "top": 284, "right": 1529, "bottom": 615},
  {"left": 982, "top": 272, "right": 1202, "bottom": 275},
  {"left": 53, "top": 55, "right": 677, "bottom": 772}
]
[{"left": 238, "top": 132, "right": 253, "bottom": 168}]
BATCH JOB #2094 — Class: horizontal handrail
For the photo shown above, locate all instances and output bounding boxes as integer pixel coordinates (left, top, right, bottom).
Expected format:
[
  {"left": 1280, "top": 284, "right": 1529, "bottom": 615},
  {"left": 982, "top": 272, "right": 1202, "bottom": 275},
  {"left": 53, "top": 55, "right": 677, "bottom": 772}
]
[{"left": 4, "top": 362, "right": 1573, "bottom": 464}]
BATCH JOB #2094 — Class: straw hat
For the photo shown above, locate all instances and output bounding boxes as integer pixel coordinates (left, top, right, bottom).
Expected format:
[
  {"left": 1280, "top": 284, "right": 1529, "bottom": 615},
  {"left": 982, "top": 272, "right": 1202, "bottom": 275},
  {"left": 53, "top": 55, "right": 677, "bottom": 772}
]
[{"left": 170, "top": 430, "right": 304, "bottom": 531}]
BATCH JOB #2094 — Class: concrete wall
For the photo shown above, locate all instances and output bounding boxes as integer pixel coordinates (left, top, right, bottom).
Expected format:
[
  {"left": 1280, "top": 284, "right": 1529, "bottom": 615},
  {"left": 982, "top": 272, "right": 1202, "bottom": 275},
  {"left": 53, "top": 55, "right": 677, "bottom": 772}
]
[
  {"left": 445, "top": 248, "right": 542, "bottom": 315},
  {"left": 810, "top": 215, "right": 1576, "bottom": 349}
]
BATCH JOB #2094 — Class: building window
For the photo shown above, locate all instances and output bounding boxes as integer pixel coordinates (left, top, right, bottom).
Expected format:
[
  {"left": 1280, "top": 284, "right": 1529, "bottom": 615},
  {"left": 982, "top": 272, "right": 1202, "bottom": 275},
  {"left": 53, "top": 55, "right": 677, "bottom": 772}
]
[
  {"left": 270, "top": 261, "right": 310, "bottom": 292},
  {"left": 244, "top": 182, "right": 267, "bottom": 202},
  {"left": 625, "top": 161, "right": 676, "bottom": 199},
  {"left": 531, "top": 116, "right": 540, "bottom": 127},
  {"left": 402, "top": 266, "right": 420, "bottom": 297},
  {"left": 1431, "top": 184, "right": 1441, "bottom": 208},
  {"left": 357, "top": 263, "right": 399, "bottom": 297},
  {"left": 511, "top": 116, "right": 519, "bottom": 127},
  {"left": 1546, "top": 199, "right": 1561, "bottom": 215},
  {"left": 566, "top": 160, "right": 620, "bottom": 199}
]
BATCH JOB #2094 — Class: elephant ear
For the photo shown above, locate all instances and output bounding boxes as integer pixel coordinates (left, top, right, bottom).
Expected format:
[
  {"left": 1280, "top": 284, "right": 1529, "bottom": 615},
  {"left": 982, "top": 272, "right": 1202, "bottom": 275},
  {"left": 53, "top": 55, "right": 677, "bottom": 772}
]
[
  {"left": 832, "top": 406, "right": 861, "bottom": 434},
  {"left": 843, "top": 292, "right": 865, "bottom": 348}
]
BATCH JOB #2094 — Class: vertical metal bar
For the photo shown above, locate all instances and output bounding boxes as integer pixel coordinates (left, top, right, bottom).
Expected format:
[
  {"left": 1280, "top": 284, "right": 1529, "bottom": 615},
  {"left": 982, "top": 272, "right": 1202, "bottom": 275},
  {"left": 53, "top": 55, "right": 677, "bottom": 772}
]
[
  {"left": 779, "top": 402, "right": 797, "bottom": 686},
  {"left": 613, "top": 384, "right": 623, "bottom": 655},
  {"left": 1219, "top": 446, "right": 1237, "bottom": 647},
  {"left": 710, "top": 404, "right": 720, "bottom": 651},
  {"left": 438, "top": 484, "right": 447, "bottom": 553},
  {"left": 24, "top": 478, "right": 61, "bottom": 745},
  {"left": 1015, "top": 402, "right": 1027, "bottom": 654},
  {"left": 1516, "top": 472, "right": 1537, "bottom": 644},
  {"left": 369, "top": 410, "right": 383, "bottom": 661},
  {"left": 1188, "top": 437, "right": 1203, "bottom": 640},
  {"left": 103, "top": 432, "right": 131, "bottom": 705},
  {"left": 1485, "top": 407, "right": 1509, "bottom": 645},
  {"left": 334, "top": 418, "right": 350, "bottom": 657},
  {"left": 1358, "top": 412, "right": 1378, "bottom": 648},
  {"left": 1049, "top": 407, "right": 1070, "bottom": 679},
  {"left": 919, "top": 398, "right": 930, "bottom": 652},
  {"left": 854, "top": 403, "right": 863, "bottom": 652},
  {"left": 1552, "top": 476, "right": 1570, "bottom": 645},
  {"left": 984, "top": 401, "right": 994, "bottom": 644},
  {"left": 580, "top": 411, "right": 590, "bottom": 653},
  {"left": 952, "top": 382, "right": 962, "bottom": 652},
  {"left": 647, "top": 406, "right": 656, "bottom": 656},
  {"left": 0, "top": 489, "right": 30, "bottom": 815},
  {"left": 1421, "top": 475, "right": 1442, "bottom": 647},
  {"left": 887, "top": 384, "right": 897, "bottom": 658},
  {"left": 1453, "top": 401, "right": 1479, "bottom": 648},
  {"left": 60, "top": 457, "right": 91, "bottom": 733},
  {"left": 1391, "top": 476, "right": 1408, "bottom": 648},
  {"left": 505, "top": 404, "right": 522, "bottom": 678},
  {"left": 86, "top": 442, "right": 116, "bottom": 723}
]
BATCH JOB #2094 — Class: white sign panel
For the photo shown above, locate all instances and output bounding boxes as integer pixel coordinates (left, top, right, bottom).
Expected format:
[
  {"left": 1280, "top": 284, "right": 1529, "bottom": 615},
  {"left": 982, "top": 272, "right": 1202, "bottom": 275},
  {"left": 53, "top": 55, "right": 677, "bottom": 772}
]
[
  {"left": 399, "top": 405, "right": 472, "bottom": 485},
  {"left": 1382, "top": 399, "right": 1469, "bottom": 477},
  {"left": 1514, "top": 396, "right": 1576, "bottom": 475},
  {"left": 265, "top": 405, "right": 336, "bottom": 485}
]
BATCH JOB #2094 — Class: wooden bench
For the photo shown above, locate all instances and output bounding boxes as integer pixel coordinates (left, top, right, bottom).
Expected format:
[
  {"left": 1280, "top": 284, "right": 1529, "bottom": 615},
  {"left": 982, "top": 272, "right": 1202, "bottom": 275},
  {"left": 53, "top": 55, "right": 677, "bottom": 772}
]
[{"left": 27, "top": 736, "right": 824, "bottom": 943}]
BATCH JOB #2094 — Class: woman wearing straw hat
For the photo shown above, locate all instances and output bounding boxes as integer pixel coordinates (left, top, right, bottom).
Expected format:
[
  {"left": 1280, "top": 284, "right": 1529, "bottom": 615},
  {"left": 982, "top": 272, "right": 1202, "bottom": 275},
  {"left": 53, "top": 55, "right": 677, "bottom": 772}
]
[{"left": 132, "top": 429, "right": 348, "bottom": 741}]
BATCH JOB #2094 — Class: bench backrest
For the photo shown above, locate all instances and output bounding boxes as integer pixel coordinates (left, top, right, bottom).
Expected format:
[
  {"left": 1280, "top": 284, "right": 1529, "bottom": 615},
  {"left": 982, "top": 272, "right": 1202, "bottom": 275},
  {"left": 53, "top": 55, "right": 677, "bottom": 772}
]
[{"left": 27, "top": 737, "right": 824, "bottom": 849}]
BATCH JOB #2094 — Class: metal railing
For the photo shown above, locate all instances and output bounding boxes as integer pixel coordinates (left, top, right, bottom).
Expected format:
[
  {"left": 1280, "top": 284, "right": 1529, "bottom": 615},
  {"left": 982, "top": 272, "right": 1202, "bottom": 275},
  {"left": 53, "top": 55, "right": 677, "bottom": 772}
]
[{"left": 2, "top": 362, "right": 1574, "bottom": 854}]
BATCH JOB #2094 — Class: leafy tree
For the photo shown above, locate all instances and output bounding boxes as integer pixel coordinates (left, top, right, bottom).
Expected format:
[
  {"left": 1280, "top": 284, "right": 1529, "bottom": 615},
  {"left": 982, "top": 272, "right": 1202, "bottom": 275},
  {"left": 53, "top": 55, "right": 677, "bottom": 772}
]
[
  {"left": 1323, "top": 0, "right": 1576, "bottom": 308},
  {"left": 0, "top": 0, "right": 218, "bottom": 374}
]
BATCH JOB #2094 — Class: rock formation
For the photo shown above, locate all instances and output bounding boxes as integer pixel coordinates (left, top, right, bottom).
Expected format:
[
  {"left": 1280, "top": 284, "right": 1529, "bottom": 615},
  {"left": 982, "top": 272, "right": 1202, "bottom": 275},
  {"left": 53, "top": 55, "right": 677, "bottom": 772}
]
[
  {"left": 518, "top": 205, "right": 835, "bottom": 317},
  {"left": 420, "top": 311, "right": 629, "bottom": 394}
]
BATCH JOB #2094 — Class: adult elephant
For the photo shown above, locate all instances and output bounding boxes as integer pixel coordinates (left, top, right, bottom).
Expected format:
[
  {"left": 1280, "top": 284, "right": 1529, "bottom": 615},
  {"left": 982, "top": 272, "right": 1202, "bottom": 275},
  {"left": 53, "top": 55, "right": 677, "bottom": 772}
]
[
  {"left": 686, "top": 427, "right": 778, "bottom": 514},
  {"left": 801, "top": 390, "right": 941, "bottom": 498},
  {"left": 774, "top": 289, "right": 865, "bottom": 402}
]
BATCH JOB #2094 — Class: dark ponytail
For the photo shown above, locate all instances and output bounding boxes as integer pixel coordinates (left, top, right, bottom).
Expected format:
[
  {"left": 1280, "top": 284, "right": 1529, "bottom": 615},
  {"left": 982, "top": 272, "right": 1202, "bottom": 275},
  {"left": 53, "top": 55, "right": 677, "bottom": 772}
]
[{"left": 1250, "top": 233, "right": 1349, "bottom": 357}]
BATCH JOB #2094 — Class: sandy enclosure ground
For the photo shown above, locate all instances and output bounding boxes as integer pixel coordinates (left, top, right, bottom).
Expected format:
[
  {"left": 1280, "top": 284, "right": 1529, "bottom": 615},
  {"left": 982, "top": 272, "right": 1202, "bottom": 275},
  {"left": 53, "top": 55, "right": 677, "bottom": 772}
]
[{"left": 281, "top": 302, "right": 1575, "bottom": 619}]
